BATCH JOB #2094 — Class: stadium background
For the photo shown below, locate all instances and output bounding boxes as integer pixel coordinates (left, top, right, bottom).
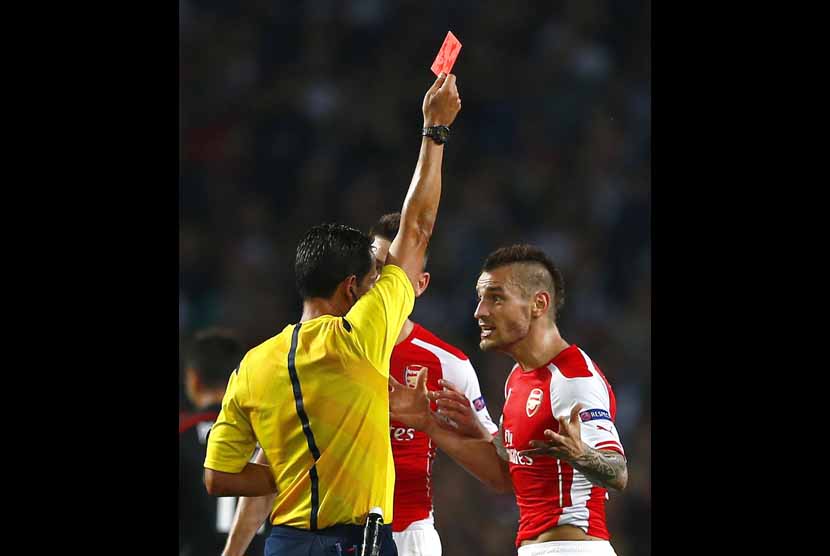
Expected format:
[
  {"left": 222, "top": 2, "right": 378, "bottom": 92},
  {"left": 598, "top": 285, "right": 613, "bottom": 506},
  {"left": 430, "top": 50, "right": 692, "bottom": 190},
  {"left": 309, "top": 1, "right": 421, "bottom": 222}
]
[{"left": 179, "top": 1, "right": 650, "bottom": 554}]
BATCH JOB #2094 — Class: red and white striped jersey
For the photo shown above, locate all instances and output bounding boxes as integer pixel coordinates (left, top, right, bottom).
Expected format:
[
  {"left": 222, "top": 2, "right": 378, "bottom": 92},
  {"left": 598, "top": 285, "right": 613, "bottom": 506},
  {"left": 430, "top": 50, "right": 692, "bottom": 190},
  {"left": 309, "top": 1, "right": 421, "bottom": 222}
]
[
  {"left": 501, "top": 344, "right": 624, "bottom": 547},
  {"left": 389, "top": 323, "right": 498, "bottom": 532}
]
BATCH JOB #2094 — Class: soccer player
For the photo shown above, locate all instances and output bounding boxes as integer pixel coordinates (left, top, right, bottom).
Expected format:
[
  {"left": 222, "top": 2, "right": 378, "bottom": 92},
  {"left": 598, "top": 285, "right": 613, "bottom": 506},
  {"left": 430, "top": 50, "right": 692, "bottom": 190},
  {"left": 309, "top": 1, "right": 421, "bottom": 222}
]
[
  {"left": 203, "top": 73, "right": 461, "bottom": 556},
  {"left": 220, "top": 212, "right": 498, "bottom": 556},
  {"left": 390, "top": 245, "right": 628, "bottom": 556},
  {"left": 179, "top": 328, "right": 268, "bottom": 556}
]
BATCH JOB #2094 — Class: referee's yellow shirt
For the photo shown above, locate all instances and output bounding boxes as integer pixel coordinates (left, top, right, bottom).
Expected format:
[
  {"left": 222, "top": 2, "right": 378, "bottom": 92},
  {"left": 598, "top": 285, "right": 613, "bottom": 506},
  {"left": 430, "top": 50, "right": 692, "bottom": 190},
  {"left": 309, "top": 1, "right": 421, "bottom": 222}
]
[{"left": 204, "top": 264, "right": 414, "bottom": 530}]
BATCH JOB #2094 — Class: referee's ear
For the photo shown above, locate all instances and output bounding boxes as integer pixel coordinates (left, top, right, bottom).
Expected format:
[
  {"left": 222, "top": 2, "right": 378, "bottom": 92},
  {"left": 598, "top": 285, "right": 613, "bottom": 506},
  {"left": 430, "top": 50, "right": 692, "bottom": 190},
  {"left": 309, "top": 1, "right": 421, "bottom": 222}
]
[{"left": 338, "top": 274, "right": 359, "bottom": 309}]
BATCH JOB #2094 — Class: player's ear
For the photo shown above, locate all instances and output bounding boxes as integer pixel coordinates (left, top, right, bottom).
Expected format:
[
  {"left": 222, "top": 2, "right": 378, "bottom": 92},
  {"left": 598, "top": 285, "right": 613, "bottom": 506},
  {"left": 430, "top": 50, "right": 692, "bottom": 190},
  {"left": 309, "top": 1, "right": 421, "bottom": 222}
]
[
  {"left": 185, "top": 367, "right": 201, "bottom": 398},
  {"left": 531, "top": 291, "right": 550, "bottom": 319},
  {"left": 415, "top": 272, "right": 431, "bottom": 297}
]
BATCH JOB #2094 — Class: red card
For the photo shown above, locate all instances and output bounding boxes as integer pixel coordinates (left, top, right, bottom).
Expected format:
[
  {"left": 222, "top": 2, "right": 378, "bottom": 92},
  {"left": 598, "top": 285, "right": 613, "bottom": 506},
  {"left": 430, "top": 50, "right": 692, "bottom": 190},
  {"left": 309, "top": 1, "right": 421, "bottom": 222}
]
[{"left": 430, "top": 31, "right": 462, "bottom": 76}]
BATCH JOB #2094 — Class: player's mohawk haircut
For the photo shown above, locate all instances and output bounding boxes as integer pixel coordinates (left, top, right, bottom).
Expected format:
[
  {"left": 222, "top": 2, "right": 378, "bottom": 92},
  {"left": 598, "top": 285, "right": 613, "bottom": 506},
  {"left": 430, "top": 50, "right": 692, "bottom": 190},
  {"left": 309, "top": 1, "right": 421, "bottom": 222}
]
[{"left": 481, "top": 244, "right": 565, "bottom": 316}]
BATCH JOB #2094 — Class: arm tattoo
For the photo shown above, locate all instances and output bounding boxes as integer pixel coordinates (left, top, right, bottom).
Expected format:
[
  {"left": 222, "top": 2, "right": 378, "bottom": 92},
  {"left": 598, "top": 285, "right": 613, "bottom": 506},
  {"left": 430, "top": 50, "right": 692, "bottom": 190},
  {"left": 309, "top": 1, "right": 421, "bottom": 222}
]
[
  {"left": 571, "top": 445, "right": 628, "bottom": 491},
  {"left": 493, "top": 426, "right": 509, "bottom": 462}
]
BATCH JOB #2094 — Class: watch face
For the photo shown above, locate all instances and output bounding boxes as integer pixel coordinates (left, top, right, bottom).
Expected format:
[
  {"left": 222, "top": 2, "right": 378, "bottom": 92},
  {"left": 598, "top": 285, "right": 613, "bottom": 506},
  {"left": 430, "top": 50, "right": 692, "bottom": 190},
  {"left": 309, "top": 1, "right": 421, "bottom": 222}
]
[{"left": 424, "top": 126, "right": 449, "bottom": 144}]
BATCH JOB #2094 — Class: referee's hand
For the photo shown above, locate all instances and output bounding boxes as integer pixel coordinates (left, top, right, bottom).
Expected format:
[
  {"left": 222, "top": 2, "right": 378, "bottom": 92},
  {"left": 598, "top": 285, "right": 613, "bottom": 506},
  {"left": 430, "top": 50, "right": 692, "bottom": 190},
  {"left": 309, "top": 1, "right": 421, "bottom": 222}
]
[{"left": 423, "top": 72, "right": 461, "bottom": 128}]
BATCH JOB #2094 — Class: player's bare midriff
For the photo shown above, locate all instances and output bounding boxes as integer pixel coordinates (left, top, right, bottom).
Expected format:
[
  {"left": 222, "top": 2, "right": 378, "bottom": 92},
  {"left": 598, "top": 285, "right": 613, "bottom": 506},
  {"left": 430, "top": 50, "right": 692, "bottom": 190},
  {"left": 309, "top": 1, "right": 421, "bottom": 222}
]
[{"left": 520, "top": 525, "right": 605, "bottom": 546}]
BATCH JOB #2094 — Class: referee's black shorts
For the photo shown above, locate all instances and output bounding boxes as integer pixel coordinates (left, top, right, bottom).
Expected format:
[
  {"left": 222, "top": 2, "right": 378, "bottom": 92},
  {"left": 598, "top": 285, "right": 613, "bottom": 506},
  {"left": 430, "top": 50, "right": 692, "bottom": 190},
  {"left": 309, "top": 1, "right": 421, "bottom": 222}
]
[{"left": 266, "top": 523, "right": 398, "bottom": 556}]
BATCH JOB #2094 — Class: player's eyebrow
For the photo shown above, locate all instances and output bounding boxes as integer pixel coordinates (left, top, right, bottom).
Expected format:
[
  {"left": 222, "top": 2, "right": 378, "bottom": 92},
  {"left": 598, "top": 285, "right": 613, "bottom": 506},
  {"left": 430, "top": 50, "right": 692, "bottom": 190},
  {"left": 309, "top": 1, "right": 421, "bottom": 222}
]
[{"left": 476, "top": 285, "right": 505, "bottom": 296}]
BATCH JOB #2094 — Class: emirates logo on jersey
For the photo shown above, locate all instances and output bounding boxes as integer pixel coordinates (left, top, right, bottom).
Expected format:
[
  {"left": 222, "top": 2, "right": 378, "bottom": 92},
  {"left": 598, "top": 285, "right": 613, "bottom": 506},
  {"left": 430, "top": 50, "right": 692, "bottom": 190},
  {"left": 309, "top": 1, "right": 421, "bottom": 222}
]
[
  {"left": 405, "top": 364, "right": 428, "bottom": 388},
  {"left": 526, "top": 388, "right": 544, "bottom": 417}
]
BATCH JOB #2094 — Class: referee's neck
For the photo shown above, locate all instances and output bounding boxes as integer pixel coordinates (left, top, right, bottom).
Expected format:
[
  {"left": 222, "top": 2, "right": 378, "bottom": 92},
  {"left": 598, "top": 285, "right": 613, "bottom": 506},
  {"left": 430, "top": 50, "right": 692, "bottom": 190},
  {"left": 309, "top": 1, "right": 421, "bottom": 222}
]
[{"left": 300, "top": 297, "right": 346, "bottom": 322}]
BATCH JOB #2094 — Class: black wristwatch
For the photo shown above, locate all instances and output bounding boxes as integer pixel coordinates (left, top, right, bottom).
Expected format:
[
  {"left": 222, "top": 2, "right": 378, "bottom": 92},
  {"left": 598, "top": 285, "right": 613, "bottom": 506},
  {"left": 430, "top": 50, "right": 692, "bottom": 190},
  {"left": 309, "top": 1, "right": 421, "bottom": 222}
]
[{"left": 422, "top": 125, "right": 450, "bottom": 145}]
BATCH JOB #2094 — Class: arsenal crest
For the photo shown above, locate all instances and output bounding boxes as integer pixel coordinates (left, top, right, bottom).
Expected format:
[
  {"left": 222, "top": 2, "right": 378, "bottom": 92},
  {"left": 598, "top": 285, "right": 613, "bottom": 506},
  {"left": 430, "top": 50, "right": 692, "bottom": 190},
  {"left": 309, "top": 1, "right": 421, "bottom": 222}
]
[
  {"left": 526, "top": 388, "right": 543, "bottom": 417},
  {"left": 405, "top": 364, "right": 428, "bottom": 388}
]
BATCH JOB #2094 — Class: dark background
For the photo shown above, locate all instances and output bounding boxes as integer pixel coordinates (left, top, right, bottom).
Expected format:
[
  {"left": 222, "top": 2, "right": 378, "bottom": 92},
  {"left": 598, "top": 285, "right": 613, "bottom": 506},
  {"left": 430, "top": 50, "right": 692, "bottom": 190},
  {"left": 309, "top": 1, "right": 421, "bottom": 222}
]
[{"left": 179, "top": 1, "right": 650, "bottom": 554}]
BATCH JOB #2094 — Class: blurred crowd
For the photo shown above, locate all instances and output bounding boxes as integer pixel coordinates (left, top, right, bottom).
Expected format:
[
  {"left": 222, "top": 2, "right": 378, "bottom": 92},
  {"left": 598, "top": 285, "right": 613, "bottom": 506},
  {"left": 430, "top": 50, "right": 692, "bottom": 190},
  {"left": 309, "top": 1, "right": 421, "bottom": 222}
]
[{"left": 179, "top": 1, "right": 650, "bottom": 554}]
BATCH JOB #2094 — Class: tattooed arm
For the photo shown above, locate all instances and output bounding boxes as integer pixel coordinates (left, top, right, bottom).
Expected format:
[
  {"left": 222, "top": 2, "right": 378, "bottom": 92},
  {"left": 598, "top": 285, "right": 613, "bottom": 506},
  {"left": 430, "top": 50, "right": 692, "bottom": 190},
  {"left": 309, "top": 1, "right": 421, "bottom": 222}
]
[
  {"left": 570, "top": 445, "right": 628, "bottom": 491},
  {"left": 492, "top": 423, "right": 510, "bottom": 462},
  {"left": 518, "top": 404, "right": 628, "bottom": 491}
]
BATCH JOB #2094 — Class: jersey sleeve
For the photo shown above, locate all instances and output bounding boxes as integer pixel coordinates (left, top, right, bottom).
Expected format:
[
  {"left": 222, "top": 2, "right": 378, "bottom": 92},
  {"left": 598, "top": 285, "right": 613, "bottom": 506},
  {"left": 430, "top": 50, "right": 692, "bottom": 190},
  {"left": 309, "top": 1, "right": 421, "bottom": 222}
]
[
  {"left": 204, "top": 368, "right": 258, "bottom": 473},
  {"left": 342, "top": 264, "right": 415, "bottom": 377},
  {"left": 442, "top": 357, "right": 499, "bottom": 435},
  {"left": 549, "top": 373, "right": 625, "bottom": 456}
]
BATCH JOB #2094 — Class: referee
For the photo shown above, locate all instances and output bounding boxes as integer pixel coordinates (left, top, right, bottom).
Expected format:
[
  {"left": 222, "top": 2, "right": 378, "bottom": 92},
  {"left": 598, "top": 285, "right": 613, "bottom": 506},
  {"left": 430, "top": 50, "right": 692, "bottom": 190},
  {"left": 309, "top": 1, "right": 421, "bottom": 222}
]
[{"left": 204, "top": 72, "right": 461, "bottom": 556}]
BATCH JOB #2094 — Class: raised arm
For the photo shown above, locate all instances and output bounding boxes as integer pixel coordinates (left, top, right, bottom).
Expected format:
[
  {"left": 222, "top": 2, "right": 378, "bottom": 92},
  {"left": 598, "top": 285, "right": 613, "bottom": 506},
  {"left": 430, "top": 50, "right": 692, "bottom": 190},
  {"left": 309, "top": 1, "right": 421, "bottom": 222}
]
[{"left": 387, "top": 73, "right": 461, "bottom": 288}]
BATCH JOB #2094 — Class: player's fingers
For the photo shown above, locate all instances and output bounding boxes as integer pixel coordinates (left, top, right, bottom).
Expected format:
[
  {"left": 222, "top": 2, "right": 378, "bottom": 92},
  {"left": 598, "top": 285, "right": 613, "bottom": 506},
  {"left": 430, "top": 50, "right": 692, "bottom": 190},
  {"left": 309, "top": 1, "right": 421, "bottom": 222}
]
[
  {"left": 560, "top": 414, "right": 578, "bottom": 434},
  {"left": 431, "top": 389, "right": 469, "bottom": 405},
  {"left": 544, "top": 429, "right": 566, "bottom": 444},
  {"left": 416, "top": 368, "right": 429, "bottom": 392},
  {"left": 438, "top": 405, "right": 470, "bottom": 420},
  {"left": 431, "top": 410, "right": 457, "bottom": 429},
  {"left": 570, "top": 403, "right": 583, "bottom": 424},
  {"left": 438, "top": 378, "right": 463, "bottom": 394},
  {"left": 388, "top": 375, "right": 404, "bottom": 392},
  {"left": 435, "top": 406, "right": 467, "bottom": 422},
  {"left": 518, "top": 448, "right": 551, "bottom": 458},
  {"left": 436, "top": 398, "right": 468, "bottom": 412}
]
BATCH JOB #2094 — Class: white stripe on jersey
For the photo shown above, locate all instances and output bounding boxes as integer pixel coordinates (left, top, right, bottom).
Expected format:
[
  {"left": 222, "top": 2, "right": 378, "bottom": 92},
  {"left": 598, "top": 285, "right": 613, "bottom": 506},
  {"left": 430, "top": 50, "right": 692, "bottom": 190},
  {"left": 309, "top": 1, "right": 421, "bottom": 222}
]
[
  {"left": 547, "top": 361, "right": 624, "bottom": 455},
  {"left": 578, "top": 348, "right": 610, "bottom": 409},
  {"left": 559, "top": 473, "right": 592, "bottom": 531},
  {"left": 545, "top": 358, "right": 622, "bottom": 533}
]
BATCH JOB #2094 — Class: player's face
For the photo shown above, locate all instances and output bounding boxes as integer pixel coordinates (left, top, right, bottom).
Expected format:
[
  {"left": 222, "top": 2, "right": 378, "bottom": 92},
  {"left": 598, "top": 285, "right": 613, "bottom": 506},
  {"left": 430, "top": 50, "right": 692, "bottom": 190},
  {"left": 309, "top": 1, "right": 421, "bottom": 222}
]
[
  {"left": 372, "top": 235, "right": 429, "bottom": 298},
  {"left": 354, "top": 247, "right": 382, "bottom": 300},
  {"left": 474, "top": 266, "right": 532, "bottom": 352},
  {"left": 371, "top": 237, "right": 391, "bottom": 272}
]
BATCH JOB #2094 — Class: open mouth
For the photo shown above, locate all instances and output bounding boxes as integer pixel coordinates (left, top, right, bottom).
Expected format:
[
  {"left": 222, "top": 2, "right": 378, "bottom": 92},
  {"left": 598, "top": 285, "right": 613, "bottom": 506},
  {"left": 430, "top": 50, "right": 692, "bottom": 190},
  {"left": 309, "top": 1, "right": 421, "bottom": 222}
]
[{"left": 479, "top": 324, "right": 495, "bottom": 338}]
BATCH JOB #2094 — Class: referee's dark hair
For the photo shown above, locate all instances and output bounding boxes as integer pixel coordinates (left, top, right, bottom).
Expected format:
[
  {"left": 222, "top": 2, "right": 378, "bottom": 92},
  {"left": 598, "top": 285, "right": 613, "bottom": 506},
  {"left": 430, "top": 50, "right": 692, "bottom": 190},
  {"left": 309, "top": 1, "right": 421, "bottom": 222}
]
[
  {"left": 295, "top": 223, "right": 374, "bottom": 300},
  {"left": 185, "top": 328, "right": 245, "bottom": 388}
]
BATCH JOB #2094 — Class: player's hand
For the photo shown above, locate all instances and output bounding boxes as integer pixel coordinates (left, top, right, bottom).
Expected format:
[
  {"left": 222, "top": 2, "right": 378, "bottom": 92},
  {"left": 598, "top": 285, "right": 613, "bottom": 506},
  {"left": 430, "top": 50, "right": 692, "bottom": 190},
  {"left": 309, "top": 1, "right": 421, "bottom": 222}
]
[
  {"left": 389, "top": 369, "right": 433, "bottom": 431},
  {"left": 430, "top": 379, "right": 491, "bottom": 440},
  {"left": 423, "top": 73, "right": 461, "bottom": 128},
  {"left": 517, "top": 404, "right": 587, "bottom": 461}
]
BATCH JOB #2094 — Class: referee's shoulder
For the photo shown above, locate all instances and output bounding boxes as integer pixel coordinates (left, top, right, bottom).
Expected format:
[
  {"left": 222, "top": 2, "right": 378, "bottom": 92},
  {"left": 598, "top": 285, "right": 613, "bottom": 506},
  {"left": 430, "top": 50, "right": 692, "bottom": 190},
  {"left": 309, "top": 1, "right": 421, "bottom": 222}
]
[{"left": 239, "top": 327, "right": 294, "bottom": 370}]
